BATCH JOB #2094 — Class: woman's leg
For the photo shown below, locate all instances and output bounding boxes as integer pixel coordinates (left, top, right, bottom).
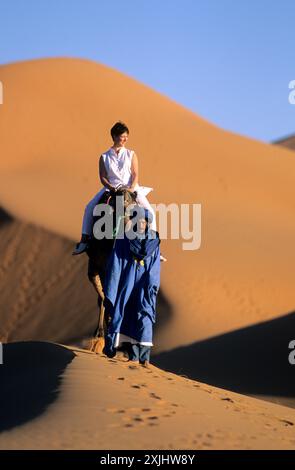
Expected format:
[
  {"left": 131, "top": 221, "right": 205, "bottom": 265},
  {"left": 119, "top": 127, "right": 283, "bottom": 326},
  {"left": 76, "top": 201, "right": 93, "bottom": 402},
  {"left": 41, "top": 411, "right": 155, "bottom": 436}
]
[
  {"left": 82, "top": 188, "right": 106, "bottom": 236},
  {"left": 136, "top": 193, "right": 157, "bottom": 231},
  {"left": 72, "top": 188, "right": 106, "bottom": 255}
]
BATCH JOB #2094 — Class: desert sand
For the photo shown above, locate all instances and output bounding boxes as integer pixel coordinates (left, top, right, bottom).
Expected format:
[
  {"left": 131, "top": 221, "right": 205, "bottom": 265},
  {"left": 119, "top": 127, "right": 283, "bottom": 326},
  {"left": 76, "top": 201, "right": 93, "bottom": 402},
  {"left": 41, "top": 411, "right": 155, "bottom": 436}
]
[
  {"left": 0, "top": 58, "right": 295, "bottom": 448},
  {"left": 0, "top": 341, "right": 295, "bottom": 450}
]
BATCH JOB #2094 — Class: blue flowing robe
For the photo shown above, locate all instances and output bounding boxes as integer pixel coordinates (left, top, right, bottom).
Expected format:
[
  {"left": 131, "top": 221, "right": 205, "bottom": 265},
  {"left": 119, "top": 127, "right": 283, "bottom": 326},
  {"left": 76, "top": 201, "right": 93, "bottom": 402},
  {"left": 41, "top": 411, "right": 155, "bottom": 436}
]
[{"left": 103, "top": 232, "right": 161, "bottom": 352}]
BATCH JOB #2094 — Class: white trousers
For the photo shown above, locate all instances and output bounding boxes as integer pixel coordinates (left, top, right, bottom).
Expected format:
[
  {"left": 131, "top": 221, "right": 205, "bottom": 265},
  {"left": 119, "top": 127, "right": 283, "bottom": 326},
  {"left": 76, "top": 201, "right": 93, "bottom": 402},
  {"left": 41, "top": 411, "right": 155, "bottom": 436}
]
[{"left": 81, "top": 187, "right": 157, "bottom": 235}]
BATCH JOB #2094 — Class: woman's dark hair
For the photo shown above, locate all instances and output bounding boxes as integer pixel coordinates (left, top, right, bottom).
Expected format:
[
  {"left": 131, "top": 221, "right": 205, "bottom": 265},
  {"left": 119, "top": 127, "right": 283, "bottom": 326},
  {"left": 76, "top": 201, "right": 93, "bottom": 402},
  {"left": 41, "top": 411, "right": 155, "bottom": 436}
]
[{"left": 110, "top": 121, "right": 129, "bottom": 140}]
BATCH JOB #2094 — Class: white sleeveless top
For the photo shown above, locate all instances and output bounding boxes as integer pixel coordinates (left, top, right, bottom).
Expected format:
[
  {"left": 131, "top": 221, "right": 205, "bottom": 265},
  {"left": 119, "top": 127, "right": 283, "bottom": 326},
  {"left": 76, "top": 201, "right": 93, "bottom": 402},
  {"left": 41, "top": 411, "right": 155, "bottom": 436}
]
[
  {"left": 101, "top": 147, "right": 153, "bottom": 196},
  {"left": 101, "top": 147, "right": 133, "bottom": 188}
]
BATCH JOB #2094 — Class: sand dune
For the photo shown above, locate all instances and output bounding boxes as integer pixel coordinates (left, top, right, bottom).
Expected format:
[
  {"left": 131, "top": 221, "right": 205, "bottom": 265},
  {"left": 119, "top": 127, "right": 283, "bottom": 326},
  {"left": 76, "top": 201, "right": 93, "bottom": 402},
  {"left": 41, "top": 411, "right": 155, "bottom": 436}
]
[
  {"left": 1, "top": 341, "right": 295, "bottom": 450},
  {"left": 1, "top": 58, "right": 295, "bottom": 445},
  {"left": 0, "top": 207, "right": 97, "bottom": 344},
  {"left": 1, "top": 58, "right": 295, "bottom": 356},
  {"left": 274, "top": 134, "right": 295, "bottom": 151}
]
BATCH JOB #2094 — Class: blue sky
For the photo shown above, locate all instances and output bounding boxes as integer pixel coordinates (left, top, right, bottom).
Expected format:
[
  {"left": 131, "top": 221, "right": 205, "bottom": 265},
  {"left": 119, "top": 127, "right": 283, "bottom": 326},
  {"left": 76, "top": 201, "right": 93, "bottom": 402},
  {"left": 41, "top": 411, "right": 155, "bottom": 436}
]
[{"left": 1, "top": 0, "right": 295, "bottom": 142}]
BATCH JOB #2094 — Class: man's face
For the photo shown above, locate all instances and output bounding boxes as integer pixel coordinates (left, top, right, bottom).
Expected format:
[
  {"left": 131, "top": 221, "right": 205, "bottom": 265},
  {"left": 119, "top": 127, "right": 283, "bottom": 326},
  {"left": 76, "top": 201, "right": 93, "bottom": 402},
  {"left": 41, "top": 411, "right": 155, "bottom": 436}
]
[{"left": 138, "top": 218, "right": 147, "bottom": 233}]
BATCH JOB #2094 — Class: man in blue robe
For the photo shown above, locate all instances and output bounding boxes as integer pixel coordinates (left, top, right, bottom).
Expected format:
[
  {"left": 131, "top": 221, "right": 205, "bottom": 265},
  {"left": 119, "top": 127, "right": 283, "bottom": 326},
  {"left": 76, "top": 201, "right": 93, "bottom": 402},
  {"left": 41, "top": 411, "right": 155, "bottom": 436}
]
[{"left": 103, "top": 206, "right": 161, "bottom": 366}]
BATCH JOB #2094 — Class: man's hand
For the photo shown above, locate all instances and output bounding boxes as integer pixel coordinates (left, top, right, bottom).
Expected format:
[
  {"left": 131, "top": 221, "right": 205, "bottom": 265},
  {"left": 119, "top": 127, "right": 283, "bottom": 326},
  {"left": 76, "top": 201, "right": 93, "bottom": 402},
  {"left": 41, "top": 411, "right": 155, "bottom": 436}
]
[
  {"left": 129, "top": 187, "right": 137, "bottom": 197},
  {"left": 106, "top": 185, "right": 116, "bottom": 192}
]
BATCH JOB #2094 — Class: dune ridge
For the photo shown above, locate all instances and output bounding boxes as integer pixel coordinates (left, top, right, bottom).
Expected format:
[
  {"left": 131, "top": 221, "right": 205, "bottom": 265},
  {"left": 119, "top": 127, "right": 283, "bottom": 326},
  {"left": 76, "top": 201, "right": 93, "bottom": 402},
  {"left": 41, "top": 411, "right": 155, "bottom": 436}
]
[
  {"left": 0, "top": 207, "right": 97, "bottom": 344},
  {"left": 1, "top": 341, "right": 295, "bottom": 450}
]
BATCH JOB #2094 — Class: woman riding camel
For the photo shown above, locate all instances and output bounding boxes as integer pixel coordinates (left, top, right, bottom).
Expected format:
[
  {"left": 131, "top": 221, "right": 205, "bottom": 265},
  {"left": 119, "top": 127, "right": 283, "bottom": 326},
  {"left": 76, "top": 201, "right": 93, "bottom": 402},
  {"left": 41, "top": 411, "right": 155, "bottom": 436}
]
[{"left": 72, "top": 121, "right": 166, "bottom": 262}]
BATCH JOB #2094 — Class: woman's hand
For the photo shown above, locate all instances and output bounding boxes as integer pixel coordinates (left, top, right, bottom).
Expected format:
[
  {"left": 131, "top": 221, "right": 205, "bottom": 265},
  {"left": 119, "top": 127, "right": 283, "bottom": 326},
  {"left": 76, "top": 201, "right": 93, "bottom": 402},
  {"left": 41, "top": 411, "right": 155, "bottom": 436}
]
[{"left": 130, "top": 152, "right": 139, "bottom": 190}]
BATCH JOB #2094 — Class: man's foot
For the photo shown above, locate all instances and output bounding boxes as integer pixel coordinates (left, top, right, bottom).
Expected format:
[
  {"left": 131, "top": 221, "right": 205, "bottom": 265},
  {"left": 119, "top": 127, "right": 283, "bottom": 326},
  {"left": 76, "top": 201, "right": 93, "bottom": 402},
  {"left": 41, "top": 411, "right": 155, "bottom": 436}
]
[
  {"left": 127, "top": 359, "right": 139, "bottom": 368},
  {"left": 160, "top": 254, "right": 167, "bottom": 262},
  {"left": 102, "top": 346, "right": 117, "bottom": 358},
  {"left": 140, "top": 360, "right": 150, "bottom": 368},
  {"left": 72, "top": 241, "right": 88, "bottom": 256}
]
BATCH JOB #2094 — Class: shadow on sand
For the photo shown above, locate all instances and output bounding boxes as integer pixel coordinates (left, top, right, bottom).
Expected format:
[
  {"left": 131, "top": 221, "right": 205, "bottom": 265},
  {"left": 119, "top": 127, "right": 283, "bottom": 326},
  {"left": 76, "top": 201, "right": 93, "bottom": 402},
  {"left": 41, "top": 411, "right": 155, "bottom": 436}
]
[
  {"left": 153, "top": 310, "right": 295, "bottom": 407},
  {"left": 0, "top": 341, "right": 75, "bottom": 432},
  {"left": 0, "top": 207, "right": 13, "bottom": 228}
]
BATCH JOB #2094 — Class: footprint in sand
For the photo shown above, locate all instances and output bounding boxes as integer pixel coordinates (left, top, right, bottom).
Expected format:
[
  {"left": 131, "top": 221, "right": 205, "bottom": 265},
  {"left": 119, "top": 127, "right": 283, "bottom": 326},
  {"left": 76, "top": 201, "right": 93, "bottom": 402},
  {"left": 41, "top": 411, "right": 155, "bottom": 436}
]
[
  {"left": 279, "top": 419, "right": 294, "bottom": 427},
  {"left": 105, "top": 407, "right": 125, "bottom": 414},
  {"left": 132, "top": 383, "right": 147, "bottom": 388},
  {"left": 122, "top": 414, "right": 159, "bottom": 427},
  {"left": 221, "top": 397, "right": 234, "bottom": 403},
  {"left": 115, "top": 405, "right": 177, "bottom": 429},
  {"left": 150, "top": 392, "right": 162, "bottom": 400},
  {"left": 201, "top": 441, "right": 212, "bottom": 448}
]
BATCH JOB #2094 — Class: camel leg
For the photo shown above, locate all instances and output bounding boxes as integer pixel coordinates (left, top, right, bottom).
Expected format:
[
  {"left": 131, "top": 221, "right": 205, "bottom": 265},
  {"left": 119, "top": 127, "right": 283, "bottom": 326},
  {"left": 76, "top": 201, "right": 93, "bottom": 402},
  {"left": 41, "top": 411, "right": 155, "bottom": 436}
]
[{"left": 89, "top": 274, "right": 106, "bottom": 354}]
